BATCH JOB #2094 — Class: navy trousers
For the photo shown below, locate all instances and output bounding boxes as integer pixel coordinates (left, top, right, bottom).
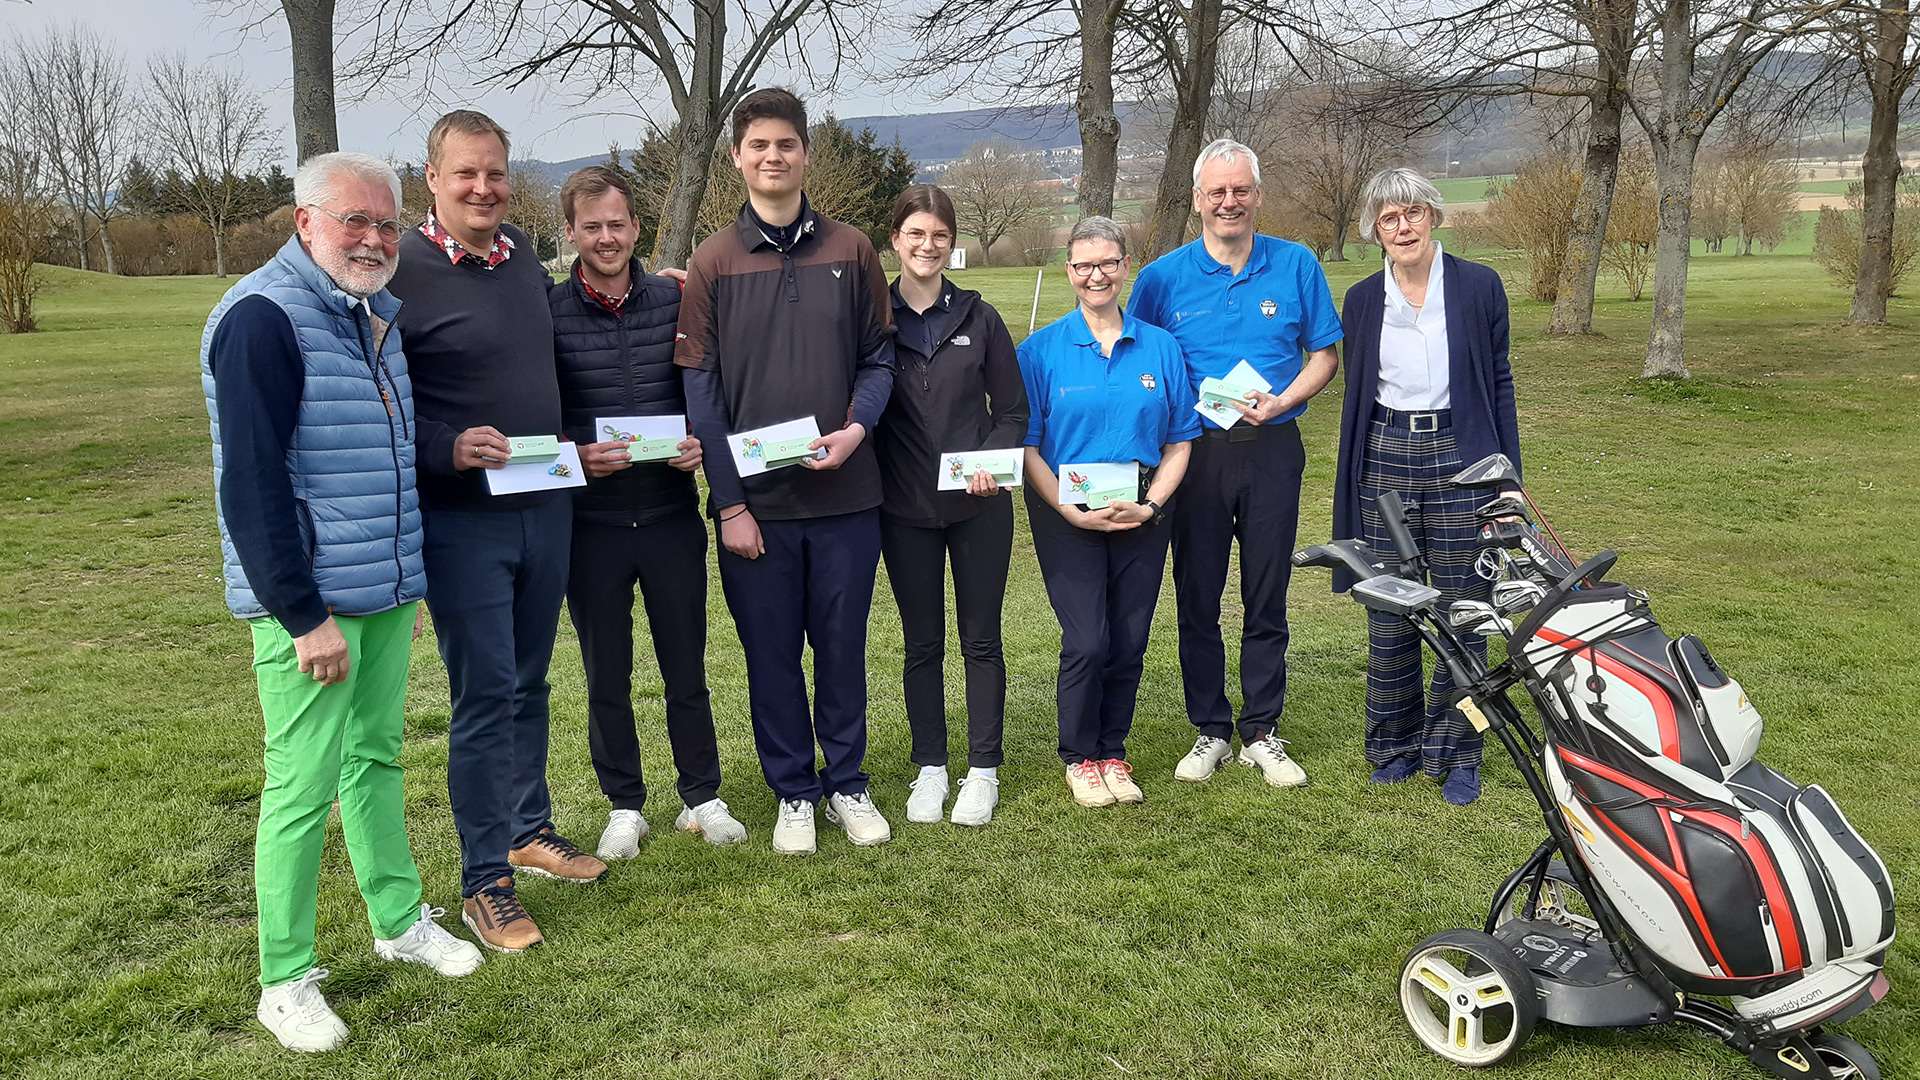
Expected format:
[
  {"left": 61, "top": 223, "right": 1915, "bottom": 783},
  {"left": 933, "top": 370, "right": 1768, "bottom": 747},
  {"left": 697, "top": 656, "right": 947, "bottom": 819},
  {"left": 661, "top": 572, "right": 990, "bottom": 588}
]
[
  {"left": 1171, "top": 420, "right": 1305, "bottom": 744},
  {"left": 422, "top": 499, "right": 572, "bottom": 896},
  {"left": 716, "top": 508, "right": 881, "bottom": 803},
  {"left": 879, "top": 498, "right": 1013, "bottom": 769},
  {"left": 567, "top": 509, "right": 722, "bottom": 813},
  {"left": 1357, "top": 406, "right": 1488, "bottom": 775},
  {"left": 1026, "top": 487, "right": 1174, "bottom": 766}
]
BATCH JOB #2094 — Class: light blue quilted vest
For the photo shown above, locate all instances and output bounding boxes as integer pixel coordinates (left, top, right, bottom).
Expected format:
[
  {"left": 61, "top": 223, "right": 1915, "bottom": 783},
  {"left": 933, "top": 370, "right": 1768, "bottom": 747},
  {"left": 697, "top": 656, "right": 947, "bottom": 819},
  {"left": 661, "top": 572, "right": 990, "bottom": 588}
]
[{"left": 200, "top": 235, "right": 425, "bottom": 621}]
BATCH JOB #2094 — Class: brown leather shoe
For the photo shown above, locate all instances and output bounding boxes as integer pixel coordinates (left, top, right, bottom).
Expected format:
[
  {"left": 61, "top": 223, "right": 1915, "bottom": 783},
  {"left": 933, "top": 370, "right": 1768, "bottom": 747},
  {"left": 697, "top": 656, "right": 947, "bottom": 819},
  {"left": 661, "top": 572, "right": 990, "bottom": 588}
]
[
  {"left": 508, "top": 828, "right": 609, "bottom": 883},
  {"left": 461, "top": 878, "right": 543, "bottom": 953}
]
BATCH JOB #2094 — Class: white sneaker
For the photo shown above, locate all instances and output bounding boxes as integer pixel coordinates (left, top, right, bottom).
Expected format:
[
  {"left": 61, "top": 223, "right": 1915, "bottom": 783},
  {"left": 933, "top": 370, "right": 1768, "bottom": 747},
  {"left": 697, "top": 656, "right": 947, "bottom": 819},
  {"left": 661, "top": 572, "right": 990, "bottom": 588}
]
[
  {"left": 373, "top": 903, "right": 484, "bottom": 977},
  {"left": 824, "top": 790, "right": 893, "bottom": 846},
  {"left": 1174, "top": 735, "right": 1233, "bottom": 782},
  {"left": 1239, "top": 735, "right": 1309, "bottom": 787},
  {"left": 674, "top": 798, "right": 748, "bottom": 845},
  {"left": 906, "top": 765, "right": 950, "bottom": 823},
  {"left": 772, "top": 798, "right": 816, "bottom": 856},
  {"left": 950, "top": 767, "right": 999, "bottom": 826},
  {"left": 596, "top": 808, "right": 649, "bottom": 859},
  {"left": 257, "top": 967, "right": 347, "bottom": 1053}
]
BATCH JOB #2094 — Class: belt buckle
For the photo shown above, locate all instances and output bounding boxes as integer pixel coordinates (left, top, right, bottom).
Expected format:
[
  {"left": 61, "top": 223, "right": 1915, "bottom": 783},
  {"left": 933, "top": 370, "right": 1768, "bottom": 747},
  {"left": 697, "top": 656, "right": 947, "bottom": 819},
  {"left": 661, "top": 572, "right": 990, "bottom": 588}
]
[{"left": 1409, "top": 412, "right": 1438, "bottom": 433}]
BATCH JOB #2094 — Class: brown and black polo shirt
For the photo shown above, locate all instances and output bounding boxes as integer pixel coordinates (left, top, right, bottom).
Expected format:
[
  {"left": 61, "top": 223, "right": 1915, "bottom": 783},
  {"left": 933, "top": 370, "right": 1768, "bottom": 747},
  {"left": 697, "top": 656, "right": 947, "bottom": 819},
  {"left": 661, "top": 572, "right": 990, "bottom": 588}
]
[{"left": 674, "top": 203, "right": 894, "bottom": 521}]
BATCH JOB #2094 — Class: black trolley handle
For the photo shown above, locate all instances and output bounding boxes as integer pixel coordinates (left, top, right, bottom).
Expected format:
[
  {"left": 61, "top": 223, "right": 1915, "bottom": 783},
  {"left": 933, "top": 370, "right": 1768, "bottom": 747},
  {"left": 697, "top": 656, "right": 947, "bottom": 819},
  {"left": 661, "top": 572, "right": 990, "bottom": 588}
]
[{"left": 1375, "top": 490, "right": 1426, "bottom": 581}]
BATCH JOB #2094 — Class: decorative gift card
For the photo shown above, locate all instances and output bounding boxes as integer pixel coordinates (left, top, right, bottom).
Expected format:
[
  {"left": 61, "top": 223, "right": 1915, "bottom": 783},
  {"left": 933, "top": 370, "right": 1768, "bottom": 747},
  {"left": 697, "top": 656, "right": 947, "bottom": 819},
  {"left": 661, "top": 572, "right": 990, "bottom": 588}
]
[
  {"left": 507, "top": 434, "right": 560, "bottom": 462},
  {"left": 1195, "top": 360, "right": 1273, "bottom": 429},
  {"left": 486, "top": 439, "right": 588, "bottom": 495},
  {"left": 1056, "top": 462, "right": 1139, "bottom": 509},
  {"left": 936, "top": 447, "right": 1025, "bottom": 490},
  {"left": 730, "top": 416, "right": 824, "bottom": 476},
  {"left": 597, "top": 414, "right": 687, "bottom": 462}
]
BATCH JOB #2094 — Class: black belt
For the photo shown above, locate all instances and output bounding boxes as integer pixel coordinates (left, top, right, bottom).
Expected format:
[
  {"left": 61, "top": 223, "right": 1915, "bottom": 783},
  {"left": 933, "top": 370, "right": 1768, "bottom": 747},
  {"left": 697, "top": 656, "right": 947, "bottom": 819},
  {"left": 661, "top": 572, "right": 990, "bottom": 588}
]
[
  {"left": 1203, "top": 417, "right": 1295, "bottom": 442},
  {"left": 1372, "top": 404, "right": 1452, "bottom": 433}
]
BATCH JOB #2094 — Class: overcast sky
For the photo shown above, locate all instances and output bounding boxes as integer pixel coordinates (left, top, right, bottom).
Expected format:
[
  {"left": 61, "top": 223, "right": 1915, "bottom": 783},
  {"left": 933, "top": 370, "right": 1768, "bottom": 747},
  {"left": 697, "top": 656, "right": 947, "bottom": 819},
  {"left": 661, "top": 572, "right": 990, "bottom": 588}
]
[{"left": 9, "top": 1, "right": 958, "bottom": 166}]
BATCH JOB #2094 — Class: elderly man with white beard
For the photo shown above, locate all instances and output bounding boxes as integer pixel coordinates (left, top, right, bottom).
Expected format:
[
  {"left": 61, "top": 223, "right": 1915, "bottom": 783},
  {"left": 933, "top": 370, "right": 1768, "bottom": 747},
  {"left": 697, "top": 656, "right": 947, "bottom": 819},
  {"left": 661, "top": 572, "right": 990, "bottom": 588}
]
[{"left": 202, "top": 151, "right": 483, "bottom": 1054}]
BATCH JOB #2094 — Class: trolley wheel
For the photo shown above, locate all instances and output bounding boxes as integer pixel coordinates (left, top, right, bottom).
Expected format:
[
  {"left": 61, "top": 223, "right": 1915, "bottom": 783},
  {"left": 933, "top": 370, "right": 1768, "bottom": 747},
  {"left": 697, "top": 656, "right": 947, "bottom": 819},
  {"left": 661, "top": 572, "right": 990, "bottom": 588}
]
[
  {"left": 1494, "top": 860, "right": 1599, "bottom": 934},
  {"left": 1808, "top": 1033, "right": 1880, "bottom": 1080},
  {"left": 1400, "top": 929, "right": 1538, "bottom": 1067}
]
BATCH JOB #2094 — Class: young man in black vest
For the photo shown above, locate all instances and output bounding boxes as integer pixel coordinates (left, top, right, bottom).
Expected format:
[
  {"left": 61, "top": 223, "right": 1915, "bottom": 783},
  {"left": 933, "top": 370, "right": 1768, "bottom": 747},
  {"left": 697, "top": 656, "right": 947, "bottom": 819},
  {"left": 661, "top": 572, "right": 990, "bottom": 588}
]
[
  {"left": 675, "top": 89, "right": 897, "bottom": 855},
  {"left": 551, "top": 165, "right": 747, "bottom": 856}
]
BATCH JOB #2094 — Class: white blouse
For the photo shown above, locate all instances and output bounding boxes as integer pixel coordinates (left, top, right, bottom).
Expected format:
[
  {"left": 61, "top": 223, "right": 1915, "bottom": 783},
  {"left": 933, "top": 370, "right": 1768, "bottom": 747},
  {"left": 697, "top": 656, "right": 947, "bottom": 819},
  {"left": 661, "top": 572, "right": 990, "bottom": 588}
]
[{"left": 1377, "top": 241, "right": 1450, "bottom": 411}]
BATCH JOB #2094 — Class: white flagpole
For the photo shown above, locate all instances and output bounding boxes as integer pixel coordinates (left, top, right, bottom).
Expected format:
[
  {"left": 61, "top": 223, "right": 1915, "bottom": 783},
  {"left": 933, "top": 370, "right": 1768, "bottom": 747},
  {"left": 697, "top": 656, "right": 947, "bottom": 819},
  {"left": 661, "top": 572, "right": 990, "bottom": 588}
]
[{"left": 1029, "top": 268, "right": 1044, "bottom": 333}]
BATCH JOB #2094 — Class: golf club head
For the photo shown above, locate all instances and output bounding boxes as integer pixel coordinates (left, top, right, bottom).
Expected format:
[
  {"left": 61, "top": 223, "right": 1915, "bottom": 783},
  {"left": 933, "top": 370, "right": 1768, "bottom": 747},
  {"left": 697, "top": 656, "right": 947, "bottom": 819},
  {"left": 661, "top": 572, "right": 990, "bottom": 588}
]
[
  {"left": 1452, "top": 454, "right": 1521, "bottom": 491},
  {"left": 1492, "top": 579, "right": 1546, "bottom": 615}
]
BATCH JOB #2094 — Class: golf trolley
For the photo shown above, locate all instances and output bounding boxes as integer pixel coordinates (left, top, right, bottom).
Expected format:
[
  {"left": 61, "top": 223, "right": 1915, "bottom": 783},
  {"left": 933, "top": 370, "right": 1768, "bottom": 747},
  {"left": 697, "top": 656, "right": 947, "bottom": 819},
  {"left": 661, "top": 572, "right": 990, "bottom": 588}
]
[{"left": 1292, "top": 455, "right": 1894, "bottom": 1078}]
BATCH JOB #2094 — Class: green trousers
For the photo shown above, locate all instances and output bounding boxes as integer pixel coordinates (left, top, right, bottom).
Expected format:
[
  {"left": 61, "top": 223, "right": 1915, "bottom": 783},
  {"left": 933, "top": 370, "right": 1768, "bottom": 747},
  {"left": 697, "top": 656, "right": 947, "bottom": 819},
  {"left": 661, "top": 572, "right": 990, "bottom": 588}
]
[{"left": 251, "top": 602, "right": 425, "bottom": 988}]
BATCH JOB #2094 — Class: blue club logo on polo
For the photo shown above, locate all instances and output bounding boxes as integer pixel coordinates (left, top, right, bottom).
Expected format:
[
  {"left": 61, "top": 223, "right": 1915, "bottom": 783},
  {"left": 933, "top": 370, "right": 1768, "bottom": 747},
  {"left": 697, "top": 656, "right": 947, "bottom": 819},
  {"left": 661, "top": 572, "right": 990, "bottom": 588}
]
[
  {"left": 1139, "top": 373, "right": 1156, "bottom": 390},
  {"left": 1261, "top": 298, "right": 1278, "bottom": 319}
]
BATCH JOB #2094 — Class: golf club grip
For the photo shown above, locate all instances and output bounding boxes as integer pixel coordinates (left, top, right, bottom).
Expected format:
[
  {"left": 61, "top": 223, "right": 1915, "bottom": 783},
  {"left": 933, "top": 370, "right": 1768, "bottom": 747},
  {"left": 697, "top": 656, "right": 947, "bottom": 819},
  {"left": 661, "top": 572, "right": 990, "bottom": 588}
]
[{"left": 1376, "top": 490, "right": 1422, "bottom": 565}]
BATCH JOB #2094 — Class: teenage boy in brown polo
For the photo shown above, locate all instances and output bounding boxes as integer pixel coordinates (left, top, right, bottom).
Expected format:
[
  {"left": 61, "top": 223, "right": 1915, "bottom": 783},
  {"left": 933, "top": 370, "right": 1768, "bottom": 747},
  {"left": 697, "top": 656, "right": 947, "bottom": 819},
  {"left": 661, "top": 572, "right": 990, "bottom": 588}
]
[{"left": 675, "top": 88, "right": 896, "bottom": 856}]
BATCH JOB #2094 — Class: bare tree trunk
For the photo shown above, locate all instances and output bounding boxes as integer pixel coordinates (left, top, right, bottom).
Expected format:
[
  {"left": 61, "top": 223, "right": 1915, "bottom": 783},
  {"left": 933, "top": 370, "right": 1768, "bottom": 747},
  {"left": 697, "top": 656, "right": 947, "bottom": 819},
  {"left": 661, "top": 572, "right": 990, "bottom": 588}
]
[
  {"left": 67, "top": 202, "right": 90, "bottom": 272},
  {"left": 1142, "top": 0, "right": 1223, "bottom": 261},
  {"left": 99, "top": 221, "right": 116, "bottom": 275},
  {"left": 214, "top": 227, "right": 228, "bottom": 278},
  {"left": 1851, "top": 0, "right": 1911, "bottom": 324},
  {"left": 1077, "top": 0, "right": 1120, "bottom": 218},
  {"left": 1645, "top": 136, "right": 1697, "bottom": 377},
  {"left": 1326, "top": 218, "right": 1350, "bottom": 261},
  {"left": 653, "top": 0, "right": 726, "bottom": 269},
  {"left": 283, "top": 0, "right": 339, "bottom": 162},
  {"left": 1549, "top": 91, "right": 1623, "bottom": 334}
]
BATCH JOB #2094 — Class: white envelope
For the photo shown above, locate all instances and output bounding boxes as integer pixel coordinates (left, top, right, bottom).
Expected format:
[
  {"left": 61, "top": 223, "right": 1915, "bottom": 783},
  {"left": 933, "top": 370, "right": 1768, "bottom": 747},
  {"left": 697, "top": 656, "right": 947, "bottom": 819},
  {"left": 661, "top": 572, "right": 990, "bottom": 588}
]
[
  {"left": 1195, "top": 360, "right": 1274, "bottom": 429},
  {"left": 935, "top": 447, "right": 1025, "bottom": 491},
  {"left": 1056, "top": 461, "right": 1138, "bottom": 508},
  {"left": 486, "top": 440, "right": 589, "bottom": 495},
  {"left": 729, "top": 416, "right": 823, "bottom": 476},
  {"left": 596, "top": 414, "right": 687, "bottom": 461}
]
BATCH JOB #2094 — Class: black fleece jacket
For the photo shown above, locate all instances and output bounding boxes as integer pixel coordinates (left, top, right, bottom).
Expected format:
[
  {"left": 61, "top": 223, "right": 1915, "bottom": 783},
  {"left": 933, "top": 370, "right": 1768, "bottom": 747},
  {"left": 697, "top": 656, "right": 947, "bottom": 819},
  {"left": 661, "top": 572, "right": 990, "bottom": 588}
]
[{"left": 873, "top": 279, "right": 1029, "bottom": 528}]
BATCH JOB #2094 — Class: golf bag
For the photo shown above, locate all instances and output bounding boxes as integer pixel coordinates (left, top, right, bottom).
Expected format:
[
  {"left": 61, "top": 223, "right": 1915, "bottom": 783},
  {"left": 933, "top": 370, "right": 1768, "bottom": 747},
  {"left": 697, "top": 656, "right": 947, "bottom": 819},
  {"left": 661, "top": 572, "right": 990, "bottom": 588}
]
[{"left": 1511, "top": 585, "right": 1895, "bottom": 1032}]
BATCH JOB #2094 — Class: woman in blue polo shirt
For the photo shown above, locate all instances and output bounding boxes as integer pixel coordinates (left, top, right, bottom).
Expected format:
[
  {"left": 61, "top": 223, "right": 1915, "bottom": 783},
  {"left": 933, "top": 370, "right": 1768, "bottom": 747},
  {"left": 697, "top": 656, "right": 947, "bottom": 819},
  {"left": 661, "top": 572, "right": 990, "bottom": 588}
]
[{"left": 1020, "top": 216, "right": 1201, "bottom": 809}]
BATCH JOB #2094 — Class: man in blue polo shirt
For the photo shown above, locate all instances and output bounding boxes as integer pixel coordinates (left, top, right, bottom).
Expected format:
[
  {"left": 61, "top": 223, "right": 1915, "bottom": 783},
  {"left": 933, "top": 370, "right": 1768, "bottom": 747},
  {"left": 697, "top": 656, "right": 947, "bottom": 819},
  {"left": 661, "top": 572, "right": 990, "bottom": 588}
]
[{"left": 1127, "top": 138, "right": 1343, "bottom": 791}]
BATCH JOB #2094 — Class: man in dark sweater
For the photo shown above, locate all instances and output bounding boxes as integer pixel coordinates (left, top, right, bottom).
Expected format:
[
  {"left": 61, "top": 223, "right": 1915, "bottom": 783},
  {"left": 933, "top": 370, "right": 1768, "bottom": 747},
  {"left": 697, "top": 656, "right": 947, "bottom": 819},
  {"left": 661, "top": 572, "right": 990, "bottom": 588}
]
[
  {"left": 676, "top": 89, "right": 897, "bottom": 856},
  {"left": 551, "top": 165, "right": 747, "bottom": 857},
  {"left": 387, "top": 110, "right": 606, "bottom": 956}
]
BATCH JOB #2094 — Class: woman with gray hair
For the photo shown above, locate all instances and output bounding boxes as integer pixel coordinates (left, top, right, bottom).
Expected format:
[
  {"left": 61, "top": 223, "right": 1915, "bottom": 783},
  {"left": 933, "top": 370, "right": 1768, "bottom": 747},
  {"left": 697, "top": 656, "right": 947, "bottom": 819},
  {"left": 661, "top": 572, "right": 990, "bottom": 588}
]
[
  {"left": 1018, "top": 215, "right": 1200, "bottom": 809},
  {"left": 1330, "top": 166, "right": 1524, "bottom": 806}
]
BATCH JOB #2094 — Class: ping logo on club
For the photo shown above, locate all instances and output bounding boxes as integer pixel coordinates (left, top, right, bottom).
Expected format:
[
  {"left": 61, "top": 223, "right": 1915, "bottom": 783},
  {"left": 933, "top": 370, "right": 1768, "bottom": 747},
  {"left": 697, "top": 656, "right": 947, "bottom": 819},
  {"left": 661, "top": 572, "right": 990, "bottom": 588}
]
[
  {"left": 1139, "top": 373, "right": 1156, "bottom": 391},
  {"left": 1261, "top": 299, "right": 1278, "bottom": 318}
]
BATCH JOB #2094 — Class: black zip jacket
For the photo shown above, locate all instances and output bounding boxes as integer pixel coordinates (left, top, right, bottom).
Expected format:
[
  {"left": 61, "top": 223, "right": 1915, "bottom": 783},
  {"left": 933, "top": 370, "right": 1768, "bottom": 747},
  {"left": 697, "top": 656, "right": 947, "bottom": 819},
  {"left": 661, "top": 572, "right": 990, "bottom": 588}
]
[
  {"left": 874, "top": 280, "right": 1029, "bottom": 527},
  {"left": 550, "top": 259, "right": 697, "bottom": 527}
]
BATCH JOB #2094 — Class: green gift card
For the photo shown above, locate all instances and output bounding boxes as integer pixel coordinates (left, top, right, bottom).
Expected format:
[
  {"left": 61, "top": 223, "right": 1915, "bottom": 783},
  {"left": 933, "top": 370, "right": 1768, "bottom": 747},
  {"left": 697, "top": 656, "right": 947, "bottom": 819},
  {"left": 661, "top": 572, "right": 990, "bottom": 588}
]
[
  {"left": 1084, "top": 484, "right": 1137, "bottom": 509},
  {"left": 626, "top": 437, "right": 681, "bottom": 461},
  {"left": 1199, "top": 376, "right": 1255, "bottom": 406},
  {"left": 508, "top": 434, "right": 559, "bottom": 462}
]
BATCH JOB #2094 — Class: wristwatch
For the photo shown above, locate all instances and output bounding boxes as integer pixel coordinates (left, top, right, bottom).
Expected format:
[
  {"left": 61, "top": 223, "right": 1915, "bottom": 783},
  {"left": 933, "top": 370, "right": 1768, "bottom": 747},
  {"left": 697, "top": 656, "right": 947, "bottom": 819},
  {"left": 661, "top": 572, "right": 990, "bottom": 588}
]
[{"left": 1144, "top": 498, "right": 1165, "bottom": 526}]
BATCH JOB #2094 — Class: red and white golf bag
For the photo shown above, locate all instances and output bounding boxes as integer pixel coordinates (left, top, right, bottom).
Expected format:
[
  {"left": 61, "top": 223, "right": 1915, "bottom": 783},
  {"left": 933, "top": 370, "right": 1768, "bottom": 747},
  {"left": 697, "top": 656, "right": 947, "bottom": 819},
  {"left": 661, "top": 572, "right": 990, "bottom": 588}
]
[{"left": 1510, "top": 585, "right": 1895, "bottom": 1031}]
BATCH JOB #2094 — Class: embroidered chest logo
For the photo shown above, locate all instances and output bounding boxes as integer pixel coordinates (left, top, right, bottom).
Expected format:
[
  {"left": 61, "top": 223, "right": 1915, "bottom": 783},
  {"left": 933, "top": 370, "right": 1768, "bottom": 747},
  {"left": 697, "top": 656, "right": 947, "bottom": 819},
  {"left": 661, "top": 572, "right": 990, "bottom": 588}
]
[
  {"left": 831, "top": 267, "right": 843, "bottom": 278},
  {"left": 1139, "top": 373, "right": 1157, "bottom": 391},
  {"left": 1260, "top": 299, "right": 1278, "bottom": 319},
  {"left": 952, "top": 335, "right": 970, "bottom": 346}
]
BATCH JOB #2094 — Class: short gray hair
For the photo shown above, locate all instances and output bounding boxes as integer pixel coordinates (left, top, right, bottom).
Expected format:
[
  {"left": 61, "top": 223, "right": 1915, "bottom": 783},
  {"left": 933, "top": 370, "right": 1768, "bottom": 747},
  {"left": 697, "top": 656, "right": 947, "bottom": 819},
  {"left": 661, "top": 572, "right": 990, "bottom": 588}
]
[
  {"left": 1359, "top": 167, "right": 1446, "bottom": 245},
  {"left": 295, "top": 152, "right": 403, "bottom": 215},
  {"left": 1067, "top": 215, "right": 1128, "bottom": 259},
  {"left": 1192, "top": 138, "right": 1261, "bottom": 187}
]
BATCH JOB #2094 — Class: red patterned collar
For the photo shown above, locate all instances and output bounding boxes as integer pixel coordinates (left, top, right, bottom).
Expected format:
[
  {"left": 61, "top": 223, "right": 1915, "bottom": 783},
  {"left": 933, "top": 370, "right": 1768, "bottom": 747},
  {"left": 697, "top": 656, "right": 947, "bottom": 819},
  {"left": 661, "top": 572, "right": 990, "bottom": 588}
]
[
  {"left": 419, "top": 207, "right": 514, "bottom": 269},
  {"left": 576, "top": 263, "right": 629, "bottom": 314}
]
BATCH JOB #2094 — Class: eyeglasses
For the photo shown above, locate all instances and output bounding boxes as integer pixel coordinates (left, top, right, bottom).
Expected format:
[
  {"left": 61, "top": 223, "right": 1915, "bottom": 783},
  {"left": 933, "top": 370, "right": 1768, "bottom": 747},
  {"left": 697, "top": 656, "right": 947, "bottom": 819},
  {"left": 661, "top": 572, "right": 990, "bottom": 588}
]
[
  {"left": 307, "top": 205, "right": 405, "bottom": 243},
  {"left": 1199, "top": 186, "right": 1255, "bottom": 205},
  {"left": 898, "top": 228, "right": 953, "bottom": 248},
  {"left": 1375, "top": 205, "right": 1429, "bottom": 232},
  {"left": 1066, "top": 258, "right": 1124, "bottom": 278}
]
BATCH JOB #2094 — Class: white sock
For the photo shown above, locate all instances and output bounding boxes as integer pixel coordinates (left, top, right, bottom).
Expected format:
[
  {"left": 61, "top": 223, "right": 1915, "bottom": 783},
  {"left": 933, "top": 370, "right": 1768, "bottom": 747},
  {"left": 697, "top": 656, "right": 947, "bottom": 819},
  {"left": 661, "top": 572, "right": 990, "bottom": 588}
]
[
  {"left": 918, "top": 765, "right": 947, "bottom": 781},
  {"left": 968, "top": 766, "right": 998, "bottom": 779}
]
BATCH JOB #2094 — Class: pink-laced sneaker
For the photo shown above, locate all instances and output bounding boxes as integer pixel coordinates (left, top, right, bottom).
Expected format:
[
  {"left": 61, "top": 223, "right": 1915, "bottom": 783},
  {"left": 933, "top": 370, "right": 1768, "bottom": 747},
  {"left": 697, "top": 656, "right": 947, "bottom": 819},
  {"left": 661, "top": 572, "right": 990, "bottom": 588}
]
[{"left": 1097, "top": 759, "right": 1144, "bottom": 804}]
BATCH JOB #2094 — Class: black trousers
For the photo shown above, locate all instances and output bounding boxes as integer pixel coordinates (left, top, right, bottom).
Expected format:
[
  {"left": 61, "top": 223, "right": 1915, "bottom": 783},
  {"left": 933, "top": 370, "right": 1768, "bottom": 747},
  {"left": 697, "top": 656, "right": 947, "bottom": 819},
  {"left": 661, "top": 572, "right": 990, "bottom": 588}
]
[
  {"left": 566, "top": 510, "right": 722, "bottom": 812},
  {"left": 879, "top": 497, "right": 1013, "bottom": 769},
  {"left": 1171, "top": 420, "right": 1305, "bottom": 743},
  {"left": 1026, "top": 486, "right": 1174, "bottom": 765}
]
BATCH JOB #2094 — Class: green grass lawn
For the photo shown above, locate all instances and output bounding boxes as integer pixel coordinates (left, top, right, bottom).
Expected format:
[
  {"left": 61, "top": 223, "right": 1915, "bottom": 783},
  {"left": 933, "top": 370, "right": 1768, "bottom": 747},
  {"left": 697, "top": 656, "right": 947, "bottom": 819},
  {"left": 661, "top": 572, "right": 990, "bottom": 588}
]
[{"left": 2, "top": 255, "right": 1915, "bottom": 1079}]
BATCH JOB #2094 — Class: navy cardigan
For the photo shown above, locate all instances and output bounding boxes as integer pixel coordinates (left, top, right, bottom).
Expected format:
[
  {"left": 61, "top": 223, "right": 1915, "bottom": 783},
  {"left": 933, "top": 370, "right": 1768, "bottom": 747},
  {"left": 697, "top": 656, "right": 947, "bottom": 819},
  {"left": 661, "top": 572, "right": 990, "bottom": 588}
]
[{"left": 1331, "top": 252, "right": 1522, "bottom": 591}]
